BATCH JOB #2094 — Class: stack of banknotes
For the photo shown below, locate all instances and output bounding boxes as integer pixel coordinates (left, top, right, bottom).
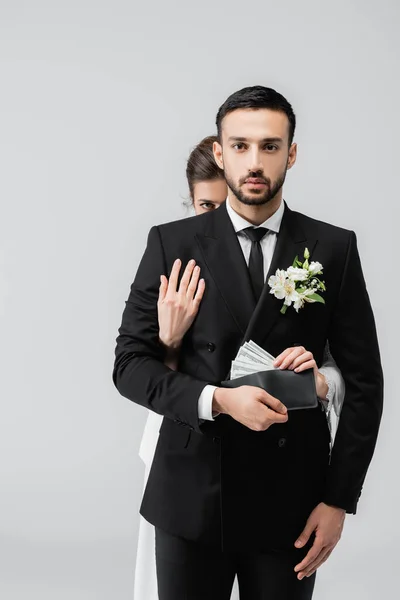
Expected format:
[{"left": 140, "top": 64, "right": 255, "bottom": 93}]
[{"left": 230, "top": 341, "right": 277, "bottom": 380}]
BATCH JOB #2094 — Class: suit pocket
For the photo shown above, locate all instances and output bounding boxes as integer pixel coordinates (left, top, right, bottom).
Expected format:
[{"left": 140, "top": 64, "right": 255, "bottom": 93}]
[{"left": 159, "top": 416, "right": 192, "bottom": 449}]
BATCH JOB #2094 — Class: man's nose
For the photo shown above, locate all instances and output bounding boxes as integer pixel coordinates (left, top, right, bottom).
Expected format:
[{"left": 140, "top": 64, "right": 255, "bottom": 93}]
[{"left": 247, "top": 149, "right": 263, "bottom": 173}]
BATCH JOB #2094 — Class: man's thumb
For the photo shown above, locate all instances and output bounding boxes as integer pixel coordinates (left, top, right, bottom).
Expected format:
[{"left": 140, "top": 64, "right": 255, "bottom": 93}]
[{"left": 295, "top": 519, "right": 315, "bottom": 548}]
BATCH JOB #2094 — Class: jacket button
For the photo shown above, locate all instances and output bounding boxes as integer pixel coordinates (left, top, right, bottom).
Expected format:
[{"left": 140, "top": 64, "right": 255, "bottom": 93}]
[
  {"left": 278, "top": 437, "right": 287, "bottom": 448},
  {"left": 207, "top": 342, "right": 216, "bottom": 353}
]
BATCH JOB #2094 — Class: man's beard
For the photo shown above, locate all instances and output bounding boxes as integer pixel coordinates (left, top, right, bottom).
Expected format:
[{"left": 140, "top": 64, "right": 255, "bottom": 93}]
[{"left": 224, "top": 168, "right": 287, "bottom": 206}]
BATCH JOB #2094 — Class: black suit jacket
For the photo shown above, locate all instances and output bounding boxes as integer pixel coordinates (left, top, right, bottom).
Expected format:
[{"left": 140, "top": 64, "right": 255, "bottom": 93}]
[{"left": 113, "top": 201, "right": 383, "bottom": 552}]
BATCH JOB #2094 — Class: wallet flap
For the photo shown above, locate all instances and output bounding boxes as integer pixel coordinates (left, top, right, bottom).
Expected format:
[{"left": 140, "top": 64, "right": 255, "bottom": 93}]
[{"left": 221, "top": 368, "right": 318, "bottom": 411}]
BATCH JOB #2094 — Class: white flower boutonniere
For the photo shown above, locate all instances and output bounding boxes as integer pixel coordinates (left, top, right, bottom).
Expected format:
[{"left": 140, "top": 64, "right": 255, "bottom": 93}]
[{"left": 268, "top": 247, "right": 326, "bottom": 314}]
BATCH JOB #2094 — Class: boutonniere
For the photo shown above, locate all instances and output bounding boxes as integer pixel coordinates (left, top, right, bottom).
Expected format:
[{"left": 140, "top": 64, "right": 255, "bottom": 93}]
[{"left": 268, "top": 248, "right": 326, "bottom": 314}]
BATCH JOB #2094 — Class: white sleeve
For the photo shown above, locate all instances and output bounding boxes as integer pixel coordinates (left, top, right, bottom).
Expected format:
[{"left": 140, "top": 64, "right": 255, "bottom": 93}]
[
  {"left": 319, "top": 342, "right": 346, "bottom": 417},
  {"left": 198, "top": 385, "right": 218, "bottom": 421},
  {"left": 138, "top": 410, "right": 164, "bottom": 466}
]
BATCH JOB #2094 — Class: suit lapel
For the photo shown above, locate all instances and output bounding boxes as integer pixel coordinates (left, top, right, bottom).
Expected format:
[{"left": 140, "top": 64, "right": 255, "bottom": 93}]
[
  {"left": 243, "top": 202, "right": 318, "bottom": 345},
  {"left": 195, "top": 202, "right": 256, "bottom": 335}
]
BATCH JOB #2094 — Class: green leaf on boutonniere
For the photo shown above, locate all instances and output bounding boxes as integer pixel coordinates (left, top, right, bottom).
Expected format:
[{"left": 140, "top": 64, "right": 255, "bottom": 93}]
[
  {"left": 307, "top": 293, "right": 325, "bottom": 304},
  {"left": 292, "top": 255, "right": 299, "bottom": 267}
]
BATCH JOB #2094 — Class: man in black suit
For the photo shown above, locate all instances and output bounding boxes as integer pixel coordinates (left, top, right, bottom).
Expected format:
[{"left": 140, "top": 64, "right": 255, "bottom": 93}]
[{"left": 113, "top": 86, "right": 383, "bottom": 599}]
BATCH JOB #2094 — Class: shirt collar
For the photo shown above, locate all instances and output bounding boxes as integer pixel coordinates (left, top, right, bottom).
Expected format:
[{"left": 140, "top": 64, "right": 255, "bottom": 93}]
[{"left": 225, "top": 196, "right": 285, "bottom": 234}]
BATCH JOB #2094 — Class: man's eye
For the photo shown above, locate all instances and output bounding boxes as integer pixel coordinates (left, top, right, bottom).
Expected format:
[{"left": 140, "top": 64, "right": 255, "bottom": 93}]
[
  {"left": 200, "top": 202, "right": 216, "bottom": 210},
  {"left": 233, "top": 143, "right": 245, "bottom": 150},
  {"left": 264, "top": 144, "right": 278, "bottom": 151}
]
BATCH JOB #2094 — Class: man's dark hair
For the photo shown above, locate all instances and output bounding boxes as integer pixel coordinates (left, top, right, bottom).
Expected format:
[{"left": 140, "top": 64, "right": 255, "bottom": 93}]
[{"left": 216, "top": 85, "right": 296, "bottom": 146}]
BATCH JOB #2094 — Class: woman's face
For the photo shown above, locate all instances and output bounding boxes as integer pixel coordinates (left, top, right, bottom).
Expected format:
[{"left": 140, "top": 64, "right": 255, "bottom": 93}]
[{"left": 192, "top": 178, "right": 227, "bottom": 215}]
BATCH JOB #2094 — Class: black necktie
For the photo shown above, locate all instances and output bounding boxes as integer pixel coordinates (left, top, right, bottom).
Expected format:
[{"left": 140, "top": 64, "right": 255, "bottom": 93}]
[{"left": 242, "top": 226, "right": 269, "bottom": 301}]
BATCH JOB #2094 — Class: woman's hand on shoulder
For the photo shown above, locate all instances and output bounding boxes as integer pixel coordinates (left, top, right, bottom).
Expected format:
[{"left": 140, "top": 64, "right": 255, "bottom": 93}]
[{"left": 157, "top": 258, "right": 205, "bottom": 350}]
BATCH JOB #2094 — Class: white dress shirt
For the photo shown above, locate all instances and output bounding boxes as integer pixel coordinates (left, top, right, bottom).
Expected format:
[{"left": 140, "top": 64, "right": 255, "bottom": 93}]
[{"left": 197, "top": 197, "right": 285, "bottom": 420}]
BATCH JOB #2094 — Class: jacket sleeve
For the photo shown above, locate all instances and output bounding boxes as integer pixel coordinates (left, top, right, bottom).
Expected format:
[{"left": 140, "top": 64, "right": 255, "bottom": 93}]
[
  {"left": 112, "top": 225, "right": 210, "bottom": 434},
  {"left": 324, "top": 230, "right": 384, "bottom": 513}
]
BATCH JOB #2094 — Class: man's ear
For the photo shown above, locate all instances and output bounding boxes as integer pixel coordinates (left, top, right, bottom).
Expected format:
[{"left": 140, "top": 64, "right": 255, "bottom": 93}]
[
  {"left": 213, "top": 140, "right": 224, "bottom": 169},
  {"left": 287, "top": 142, "right": 297, "bottom": 170}
]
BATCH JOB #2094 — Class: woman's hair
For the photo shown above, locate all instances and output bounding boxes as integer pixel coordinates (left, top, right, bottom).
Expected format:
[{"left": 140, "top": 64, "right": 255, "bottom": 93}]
[{"left": 185, "top": 135, "right": 224, "bottom": 199}]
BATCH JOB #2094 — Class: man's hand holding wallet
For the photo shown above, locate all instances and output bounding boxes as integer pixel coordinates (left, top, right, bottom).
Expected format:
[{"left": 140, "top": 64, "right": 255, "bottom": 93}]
[{"left": 212, "top": 341, "right": 319, "bottom": 431}]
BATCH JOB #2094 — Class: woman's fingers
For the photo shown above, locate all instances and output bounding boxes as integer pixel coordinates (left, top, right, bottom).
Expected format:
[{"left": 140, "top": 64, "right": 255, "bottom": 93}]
[
  {"left": 158, "top": 275, "right": 168, "bottom": 303},
  {"left": 193, "top": 278, "right": 206, "bottom": 306},
  {"left": 178, "top": 259, "right": 196, "bottom": 294},
  {"left": 273, "top": 347, "right": 296, "bottom": 367},
  {"left": 186, "top": 265, "right": 201, "bottom": 298},
  {"left": 274, "top": 347, "right": 316, "bottom": 372},
  {"left": 294, "top": 359, "right": 316, "bottom": 373},
  {"left": 276, "top": 347, "right": 304, "bottom": 370},
  {"left": 162, "top": 257, "right": 204, "bottom": 306},
  {"left": 290, "top": 351, "right": 314, "bottom": 370},
  {"left": 167, "top": 259, "right": 182, "bottom": 295}
]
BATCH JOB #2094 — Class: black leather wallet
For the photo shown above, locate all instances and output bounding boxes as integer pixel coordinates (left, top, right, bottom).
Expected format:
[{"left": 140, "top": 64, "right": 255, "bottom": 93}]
[{"left": 221, "top": 368, "right": 318, "bottom": 411}]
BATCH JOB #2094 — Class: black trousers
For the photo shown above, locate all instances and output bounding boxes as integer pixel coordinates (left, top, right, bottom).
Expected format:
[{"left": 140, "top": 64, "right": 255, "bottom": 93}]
[{"left": 155, "top": 527, "right": 316, "bottom": 600}]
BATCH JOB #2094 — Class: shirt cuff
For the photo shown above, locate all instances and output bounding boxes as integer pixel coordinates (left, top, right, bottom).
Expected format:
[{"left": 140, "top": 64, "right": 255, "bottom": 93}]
[{"left": 198, "top": 385, "right": 218, "bottom": 421}]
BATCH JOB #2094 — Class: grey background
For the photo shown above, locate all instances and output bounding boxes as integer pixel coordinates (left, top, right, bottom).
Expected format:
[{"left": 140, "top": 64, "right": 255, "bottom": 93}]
[{"left": 0, "top": 1, "right": 398, "bottom": 598}]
